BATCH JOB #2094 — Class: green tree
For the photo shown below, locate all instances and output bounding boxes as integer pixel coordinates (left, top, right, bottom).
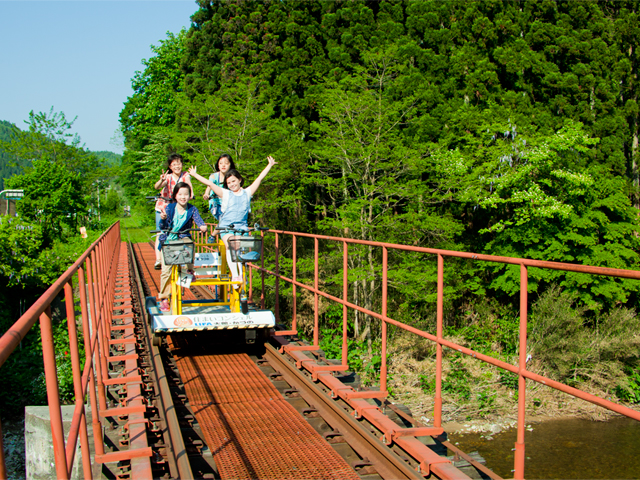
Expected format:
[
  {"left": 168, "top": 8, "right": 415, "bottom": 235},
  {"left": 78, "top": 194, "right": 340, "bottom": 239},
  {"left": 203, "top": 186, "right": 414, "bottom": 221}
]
[
  {"left": 309, "top": 50, "right": 464, "bottom": 345},
  {"left": 475, "top": 121, "right": 640, "bottom": 309},
  {"left": 0, "top": 120, "right": 24, "bottom": 190},
  {"left": 103, "top": 188, "right": 121, "bottom": 216},
  {"left": 6, "top": 160, "right": 87, "bottom": 243},
  {"left": 173, "top": 77, "right": 279, "bottom": 170},
  {"left": 119, "top": 30, "right": 187, "bottom": 201}
]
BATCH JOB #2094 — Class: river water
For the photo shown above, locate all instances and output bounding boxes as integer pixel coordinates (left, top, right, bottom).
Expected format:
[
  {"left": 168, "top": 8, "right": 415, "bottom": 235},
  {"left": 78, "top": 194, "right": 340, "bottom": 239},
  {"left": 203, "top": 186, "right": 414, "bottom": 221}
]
[{"left": 448, "top": 417, "right": 640, "bottom": 479}]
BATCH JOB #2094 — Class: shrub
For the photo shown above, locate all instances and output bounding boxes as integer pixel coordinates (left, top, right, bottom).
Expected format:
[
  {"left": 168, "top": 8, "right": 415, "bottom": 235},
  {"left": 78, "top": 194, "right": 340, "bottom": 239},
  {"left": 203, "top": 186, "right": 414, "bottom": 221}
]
[{"left": 529, "top": 286, "right": 640, "bottom": 395}]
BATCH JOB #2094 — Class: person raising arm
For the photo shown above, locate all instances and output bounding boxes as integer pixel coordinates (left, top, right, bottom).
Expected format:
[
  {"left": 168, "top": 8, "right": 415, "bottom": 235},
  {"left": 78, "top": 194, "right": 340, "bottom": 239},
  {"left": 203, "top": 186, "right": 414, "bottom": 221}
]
[
  {"left": 188, "top": 155, "right": 277, "bottom": 286},
  {"left": 189, "top": 155, "right": 276, "bottom": 201}
]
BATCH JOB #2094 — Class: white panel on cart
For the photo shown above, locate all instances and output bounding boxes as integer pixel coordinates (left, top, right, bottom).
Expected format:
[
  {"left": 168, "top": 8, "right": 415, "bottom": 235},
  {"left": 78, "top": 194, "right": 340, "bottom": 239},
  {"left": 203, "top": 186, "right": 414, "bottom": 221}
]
[
  {"left": 153, "top": 310, "right": 275, "bottom": 330},
  {"left": 195, "top": 252, "right": 221, "bottom": 266}
]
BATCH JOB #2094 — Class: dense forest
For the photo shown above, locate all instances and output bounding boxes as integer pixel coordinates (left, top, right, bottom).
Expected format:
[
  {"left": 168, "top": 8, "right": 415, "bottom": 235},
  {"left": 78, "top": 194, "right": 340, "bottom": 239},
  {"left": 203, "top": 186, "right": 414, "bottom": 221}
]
[
  {"left": 1, "top": 0, "right": 639, "bottom": 423},
  {"left": 117, "top": 0, "right": 640, "bottom": 410}
]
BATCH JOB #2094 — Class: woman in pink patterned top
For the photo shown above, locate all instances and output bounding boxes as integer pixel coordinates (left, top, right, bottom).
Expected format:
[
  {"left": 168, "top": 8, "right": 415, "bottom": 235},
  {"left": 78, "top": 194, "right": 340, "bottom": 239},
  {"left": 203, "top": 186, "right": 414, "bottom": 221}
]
[{"left": 153, "top": 153, "right": 193, "bottom": 269}]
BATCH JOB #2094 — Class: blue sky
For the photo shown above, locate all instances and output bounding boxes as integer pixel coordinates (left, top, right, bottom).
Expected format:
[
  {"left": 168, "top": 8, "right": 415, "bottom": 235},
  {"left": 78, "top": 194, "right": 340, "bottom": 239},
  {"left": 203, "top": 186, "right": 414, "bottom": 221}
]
[{"left": 0, "top": 0, "right": 199, "bottom": 154}]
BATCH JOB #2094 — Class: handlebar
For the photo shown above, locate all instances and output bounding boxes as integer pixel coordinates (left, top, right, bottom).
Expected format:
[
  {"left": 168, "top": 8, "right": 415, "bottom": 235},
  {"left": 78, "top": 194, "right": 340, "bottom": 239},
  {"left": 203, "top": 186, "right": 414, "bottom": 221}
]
[
  {"left": 213, "top": 223, "right": 269, "bottom": 234},
  {"left": 151, "top": 224, "right": 269, "bottom": 243},
  {"left": 151, "top": 228, "right": 204, "bottom": 235}
]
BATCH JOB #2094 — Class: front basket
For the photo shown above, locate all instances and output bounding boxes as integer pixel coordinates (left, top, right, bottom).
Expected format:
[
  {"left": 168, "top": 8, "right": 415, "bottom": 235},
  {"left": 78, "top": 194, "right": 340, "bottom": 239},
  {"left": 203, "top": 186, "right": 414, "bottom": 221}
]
[
  {"left": 162, "top": 238, "right": 195, "bottom": 265},
  {"left": 228, "top": 236, "right": 263, "bottom": 262}
]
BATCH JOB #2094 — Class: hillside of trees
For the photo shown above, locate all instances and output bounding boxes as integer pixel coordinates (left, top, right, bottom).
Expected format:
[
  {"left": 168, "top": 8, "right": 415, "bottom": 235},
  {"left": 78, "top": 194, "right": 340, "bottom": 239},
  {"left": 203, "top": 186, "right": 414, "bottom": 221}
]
[
  {"left": 116, "top": 0, "right": 640, "bottom": 412},
  {"left": 0, "top": 118, "right": 121, "bottom": 189},
  {"left": 0, "top": 121, "right": 24, "bottom": 190}
]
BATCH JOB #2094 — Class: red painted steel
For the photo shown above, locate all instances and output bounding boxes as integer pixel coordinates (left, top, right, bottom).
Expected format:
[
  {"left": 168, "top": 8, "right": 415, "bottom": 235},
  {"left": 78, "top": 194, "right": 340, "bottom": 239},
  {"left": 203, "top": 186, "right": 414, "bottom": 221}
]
[
  {"left": 381, "top": 246, "right": 387, "bottom": 393},
  {"left": 0, "top": 223, "right": 153, "bottom": 479},
  {"left": 250, "top": 228, "right": 640, "bottom": 480},
  {"left": 63, "top": 281, "right": 92, "bottom": 479},
  {"left": 40, "top": 306, "right": 69, "bottom": 479},
  {"left": 277, "top": 343, "right": 466, "bottom": 478},
  {"left": 167, "top": 339, "right": 361, "bottom": 480},
  {"left": 0, "top": 421, "right": 5, "bottom": 480},
  {"left": 435, "top": 254, "right": 444, "bottom": 428}
]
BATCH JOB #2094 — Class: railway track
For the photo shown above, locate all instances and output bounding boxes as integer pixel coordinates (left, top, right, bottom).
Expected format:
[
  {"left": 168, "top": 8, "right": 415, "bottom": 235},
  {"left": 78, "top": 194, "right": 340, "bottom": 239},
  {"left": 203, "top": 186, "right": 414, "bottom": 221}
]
[{"left": 126, "top": 240, "right": 494, "bottom": 480}]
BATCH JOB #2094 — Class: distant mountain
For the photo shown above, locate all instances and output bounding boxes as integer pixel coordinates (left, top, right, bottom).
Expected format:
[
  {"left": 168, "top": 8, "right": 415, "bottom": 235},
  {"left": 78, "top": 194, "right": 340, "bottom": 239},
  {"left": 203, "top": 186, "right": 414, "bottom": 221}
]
[
  {"left": 0, "top": 120, "right": 122, "bottom": 189},
  {"left": 0, "top": 120, "right": 22, "bottom": 191},
  {"left": 94, "top": 150, "right": 122, "bottom": 167}
]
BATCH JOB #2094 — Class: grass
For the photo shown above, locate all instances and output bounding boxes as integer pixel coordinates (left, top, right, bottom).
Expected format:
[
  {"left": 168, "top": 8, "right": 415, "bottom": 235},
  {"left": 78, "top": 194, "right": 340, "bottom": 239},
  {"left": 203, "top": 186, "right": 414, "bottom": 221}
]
[{"left": 105, "top": 206, "right": 155, "bottom": 244}]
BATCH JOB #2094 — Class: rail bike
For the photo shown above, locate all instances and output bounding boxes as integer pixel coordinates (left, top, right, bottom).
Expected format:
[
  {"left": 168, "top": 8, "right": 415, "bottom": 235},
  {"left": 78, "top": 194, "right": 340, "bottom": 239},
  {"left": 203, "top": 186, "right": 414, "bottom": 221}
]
[{"left": 145, "top": 224, "right": 275, "bottom": 346}]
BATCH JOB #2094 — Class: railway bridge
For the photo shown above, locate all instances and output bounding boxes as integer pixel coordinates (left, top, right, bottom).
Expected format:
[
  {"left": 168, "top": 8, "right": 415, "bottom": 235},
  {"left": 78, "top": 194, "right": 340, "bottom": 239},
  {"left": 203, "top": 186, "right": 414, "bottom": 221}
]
[{"left": 1, "top": 221, "right": 639, "bottom": 479}]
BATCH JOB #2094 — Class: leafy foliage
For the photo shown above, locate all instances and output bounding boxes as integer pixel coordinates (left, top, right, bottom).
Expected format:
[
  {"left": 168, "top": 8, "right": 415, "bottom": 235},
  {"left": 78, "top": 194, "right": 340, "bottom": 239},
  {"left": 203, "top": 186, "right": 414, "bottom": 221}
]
[
  {"left": 119, "top": 30, "right": 187, "bottom": 201},
  {"left": 0, "top": 108, "right": 103, "bottom": 183},
  {"left": 0, "top": 120, "right": 24, "bottom": 190},
  {"left": 114, "top": 0, "right": 640, "bottom": 408},
  {"left": 529, "top": 286, "right": 640, "bottom": 394},
  {"left": 474, "top": 122, "right": 640, "bottom": 308},
  {"left": 103, "top": 188, "right": 121, "bottom": 216},
  {"left": 6, "top": 160, "right": 87, "bottom": 243}
]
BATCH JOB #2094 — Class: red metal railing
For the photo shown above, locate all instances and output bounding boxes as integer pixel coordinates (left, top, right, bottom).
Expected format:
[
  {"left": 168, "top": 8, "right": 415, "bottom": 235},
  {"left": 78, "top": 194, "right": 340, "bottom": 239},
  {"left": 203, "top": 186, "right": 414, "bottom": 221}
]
[
  {"left": 0, "top": 222, "right": 151, "bottom": 479},
  {"left": 3, "top": 222, "right": 639, "bottom": 478},
  {"left": 249, "top": 229, "right": 640, "bottom": 479}
]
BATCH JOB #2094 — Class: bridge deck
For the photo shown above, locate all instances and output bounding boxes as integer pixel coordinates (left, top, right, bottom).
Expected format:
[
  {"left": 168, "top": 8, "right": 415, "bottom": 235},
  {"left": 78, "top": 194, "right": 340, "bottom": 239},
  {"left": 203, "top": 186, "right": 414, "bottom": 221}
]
[{"left": 134, "top": 242, "right": 361, "bottom": 480}]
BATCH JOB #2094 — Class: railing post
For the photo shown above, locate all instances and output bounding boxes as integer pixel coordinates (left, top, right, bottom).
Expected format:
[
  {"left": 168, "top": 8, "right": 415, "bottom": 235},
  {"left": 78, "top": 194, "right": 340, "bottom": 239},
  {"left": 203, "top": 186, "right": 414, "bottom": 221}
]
[
  {"left": 64, "top": 280, "right": 93, "bottom": 479},
  {"left": 342, "top": 241, "right": 348, "bottom": 366},
  {"left": 261, "top": 230, "right": 265, "bottom": 310},
  {"left": 434, "top": 254, "right": 443, "bottom": 428},
  {"left": 380, "top": 247, "right": 388, "bottom": 392},
  {"left": 314, "top": 237, "right": 319, "bottom": 347},
  {"left": 249, "top": 264, "right": 253, "bottom": 303},
  {"left": 78, "top": 264, "right": 104, "bottom": 457},
  {"left": 94, "top": 247, "right": 111, "bottom": 399},
  {"left": 0, "top": 418, "right": 6, "bottom": 480},
  {"left": 275, "top": 232, "right": 280, "bottom": 323},
  {"left": 292, "top": 235, "right": 297, "bottom": 332},
  {"left": 40, "top": 305, "right": 69, "bottom": 480},
  {"left": 514, "top": 263, "right": 528, "bottom": 479},
  {"left": 87, "top": 254, "right": 107, "bottom": 413}
]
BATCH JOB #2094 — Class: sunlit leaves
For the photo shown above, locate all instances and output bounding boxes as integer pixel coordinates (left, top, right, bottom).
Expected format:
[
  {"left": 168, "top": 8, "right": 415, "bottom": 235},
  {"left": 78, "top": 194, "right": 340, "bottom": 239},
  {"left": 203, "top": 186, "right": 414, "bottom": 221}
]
[
  {"left": 471, "top": 122, "right": 640, "bottom": 308},
  {"left": 6, "top": 160, "right": 87, "bottom": 243}
]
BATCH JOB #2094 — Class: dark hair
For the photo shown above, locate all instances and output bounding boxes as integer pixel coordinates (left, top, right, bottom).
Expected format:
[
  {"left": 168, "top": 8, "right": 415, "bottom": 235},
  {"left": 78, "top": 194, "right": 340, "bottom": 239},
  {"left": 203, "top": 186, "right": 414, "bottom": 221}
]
[
  {"left": 172, "top": 182, "right": 192, "bottom": 200},
  {"left": 216, "top": 153, "right": 236, "bottom": 172},
  {"left": 224, "top": 169, "right": 244, "bottom": 187},
  {"left": 166, "top": 153, "right": 184, "bottom": 169}
]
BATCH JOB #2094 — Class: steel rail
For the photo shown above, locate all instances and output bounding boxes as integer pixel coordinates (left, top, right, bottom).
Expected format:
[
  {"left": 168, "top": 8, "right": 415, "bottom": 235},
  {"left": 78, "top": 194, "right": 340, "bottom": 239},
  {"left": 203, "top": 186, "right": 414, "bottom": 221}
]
[
  {"left": 253, "top": 262, "right": 640, "bottom": 423},
  {"left": 264, "top": 343, "right": 460, "bottom": 480},
  {"left": 128, "top": 241, "right": 193, "bottom": 480},
  {"left": 383, "top": 401, "right": 503, "bottom": 480}
]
